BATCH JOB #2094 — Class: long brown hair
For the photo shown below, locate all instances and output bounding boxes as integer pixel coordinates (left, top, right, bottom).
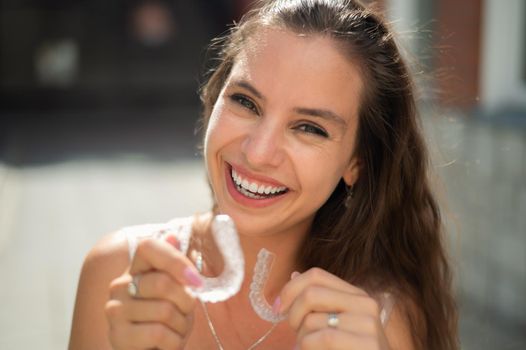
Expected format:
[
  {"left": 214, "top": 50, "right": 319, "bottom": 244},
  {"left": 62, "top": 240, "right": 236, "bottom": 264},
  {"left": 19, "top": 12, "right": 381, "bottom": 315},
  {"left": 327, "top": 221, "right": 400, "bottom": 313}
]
[{"left": 199, "top": 1, "right": 458, "bottom": 348}]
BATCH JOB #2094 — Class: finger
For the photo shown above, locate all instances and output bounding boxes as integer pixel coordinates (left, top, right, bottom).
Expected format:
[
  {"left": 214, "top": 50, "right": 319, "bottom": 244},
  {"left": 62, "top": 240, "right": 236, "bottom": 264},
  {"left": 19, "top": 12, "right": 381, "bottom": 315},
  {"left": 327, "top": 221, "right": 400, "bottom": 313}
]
[
  {"left": 105, "top": 287, "right": 193, "bottom": 345},
  {"left": 278, "top": 267, "right": 367, "bottom": 314},
  {"left": 106, "top": 292, "right": 191, "bottom": 336},
  {"left": 126, "top": 299, "right": 191, "bottom": 336},
  {"left": 129, "top": 238, "right": 203, "bottom": 288},
  {"left": 298, "top": 328, "right": 377, "bottom": 350},
  {"left": 297, "top": 312, "right": 378, "bottom": 340},
  {"left": 134, "top": 271, "right": 197, "bottom": 314},
  {"left": 109, "top": 274, "right": 138, "bottom": 300},
  {"left": 108, "top": 272, "right": 197, "bottom": 316},
  {"left": 109, "top": 322, "right": 183, "bottom": 350},
  {"left": 287, "top": 286, "right": 379, "bottom": 330}
]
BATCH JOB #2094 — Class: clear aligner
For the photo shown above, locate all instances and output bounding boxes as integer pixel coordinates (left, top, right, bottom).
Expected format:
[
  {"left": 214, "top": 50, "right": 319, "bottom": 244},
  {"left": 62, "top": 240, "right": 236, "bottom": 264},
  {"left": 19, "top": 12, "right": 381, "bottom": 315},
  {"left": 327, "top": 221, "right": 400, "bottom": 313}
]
[
  {"left": 191, "top": 215, "right": 244, "bottom": 302},
  {"left": 154, "top": 215, "right": 244, "bottom": 303},
  {"left": 126, "top": 216, "right": 283, "bottom": 319},
  {"left": 249, "top": 248, "right": 286, "bottom": 323}
]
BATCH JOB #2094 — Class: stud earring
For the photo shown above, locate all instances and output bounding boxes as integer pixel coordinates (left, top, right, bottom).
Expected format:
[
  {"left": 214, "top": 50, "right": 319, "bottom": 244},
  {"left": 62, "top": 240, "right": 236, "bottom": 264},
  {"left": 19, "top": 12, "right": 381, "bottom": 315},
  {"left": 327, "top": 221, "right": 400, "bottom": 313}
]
[{"left": 344, "top": 184, "right": 355, "bottom": 208}]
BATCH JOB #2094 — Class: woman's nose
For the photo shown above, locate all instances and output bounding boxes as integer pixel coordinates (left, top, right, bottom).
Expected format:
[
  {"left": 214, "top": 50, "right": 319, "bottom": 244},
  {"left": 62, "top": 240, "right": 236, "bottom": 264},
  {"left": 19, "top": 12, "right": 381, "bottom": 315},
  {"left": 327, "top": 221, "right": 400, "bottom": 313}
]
[{"left": 241, "top": 121, "right": 285, "bottom": 168}]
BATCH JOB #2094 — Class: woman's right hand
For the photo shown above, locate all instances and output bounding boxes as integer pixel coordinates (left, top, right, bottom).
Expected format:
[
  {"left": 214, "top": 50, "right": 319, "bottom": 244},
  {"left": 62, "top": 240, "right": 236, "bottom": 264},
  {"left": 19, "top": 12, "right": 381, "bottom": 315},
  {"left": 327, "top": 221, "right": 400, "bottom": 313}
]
[{"left": 105, "top": 235, "right": 203, "bottom": 350}]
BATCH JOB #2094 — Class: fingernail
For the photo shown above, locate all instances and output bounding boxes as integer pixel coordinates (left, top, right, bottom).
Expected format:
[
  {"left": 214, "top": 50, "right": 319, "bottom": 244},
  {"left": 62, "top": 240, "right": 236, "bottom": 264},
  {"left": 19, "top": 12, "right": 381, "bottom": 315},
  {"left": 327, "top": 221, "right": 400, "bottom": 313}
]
[
  {"left": 184, "top": 267, "right": 203, "bottom": 287},
  {"left": 165, "top": 235, "right": 180, "bottom": 249},
  {"left": 290, "top": 271, "right": 300, "bottom": 279},
  {"left": 272, "top": 296, "right": 281, "bottom": 315}
]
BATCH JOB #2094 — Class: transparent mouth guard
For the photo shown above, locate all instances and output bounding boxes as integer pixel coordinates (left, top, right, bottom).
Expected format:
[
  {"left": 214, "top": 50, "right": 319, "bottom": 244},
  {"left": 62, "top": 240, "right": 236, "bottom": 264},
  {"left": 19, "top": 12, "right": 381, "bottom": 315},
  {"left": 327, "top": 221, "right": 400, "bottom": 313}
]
[
  {"left": 156, "top": 215, "right": 244, "bottom": 303},
  {"left": 154, "top": 215, "right": 284, "bottom": 323},
  {"left": 249, "top": 248, "right": 287, "bottom": 323}
]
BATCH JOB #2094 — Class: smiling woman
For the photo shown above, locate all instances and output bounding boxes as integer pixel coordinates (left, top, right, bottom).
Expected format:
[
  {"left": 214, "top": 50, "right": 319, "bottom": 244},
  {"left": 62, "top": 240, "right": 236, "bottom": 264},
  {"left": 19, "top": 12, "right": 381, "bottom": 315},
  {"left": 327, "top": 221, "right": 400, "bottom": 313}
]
[
  {"left": 204, "top": 28, "right": 362, "bottom": 238},
  {"left": 69, "top": 1, "right": 458, "bottom": 350}
]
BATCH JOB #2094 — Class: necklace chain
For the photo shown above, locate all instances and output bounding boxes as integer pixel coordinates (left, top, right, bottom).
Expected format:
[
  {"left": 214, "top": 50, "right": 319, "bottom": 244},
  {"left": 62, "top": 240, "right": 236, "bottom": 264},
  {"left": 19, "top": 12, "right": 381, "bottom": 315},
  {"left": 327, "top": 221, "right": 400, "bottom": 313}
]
[
  {"left": 195, "top": 252, "right": 277, "bottom": 350},
  {"left": 200, "top": 300, "right": 278, "bottom": 350}
]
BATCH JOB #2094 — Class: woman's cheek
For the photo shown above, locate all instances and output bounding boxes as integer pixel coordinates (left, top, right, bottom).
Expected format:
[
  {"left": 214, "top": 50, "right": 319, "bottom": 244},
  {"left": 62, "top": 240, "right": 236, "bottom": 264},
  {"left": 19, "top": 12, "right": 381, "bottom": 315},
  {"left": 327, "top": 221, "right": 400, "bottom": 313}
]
[{"left": 296, "top": 154, "right": 339, "bottom": 199}]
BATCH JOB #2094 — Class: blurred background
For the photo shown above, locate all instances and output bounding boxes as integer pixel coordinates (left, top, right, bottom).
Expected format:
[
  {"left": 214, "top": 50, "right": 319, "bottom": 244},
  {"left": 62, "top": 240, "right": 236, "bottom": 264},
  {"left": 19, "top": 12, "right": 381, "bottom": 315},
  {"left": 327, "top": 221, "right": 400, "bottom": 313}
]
[{"left": 0, "top": 0, "right": 524, "bottom": 349}]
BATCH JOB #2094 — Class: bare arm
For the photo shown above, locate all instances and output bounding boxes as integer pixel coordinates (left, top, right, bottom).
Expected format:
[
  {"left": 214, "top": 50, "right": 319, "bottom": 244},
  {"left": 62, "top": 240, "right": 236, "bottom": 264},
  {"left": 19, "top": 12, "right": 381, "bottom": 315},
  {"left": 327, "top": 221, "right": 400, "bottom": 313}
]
[{"left": 69, "top": 233, "right": 129, "bottom": 350}]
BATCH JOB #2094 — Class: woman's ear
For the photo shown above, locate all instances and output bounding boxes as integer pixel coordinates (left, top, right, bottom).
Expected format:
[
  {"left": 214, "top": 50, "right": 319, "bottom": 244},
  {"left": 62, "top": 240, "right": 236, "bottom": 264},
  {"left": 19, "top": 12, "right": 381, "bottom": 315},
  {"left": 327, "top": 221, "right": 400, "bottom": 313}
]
[{"left": 342, "top": 156, "right": 361, "bottom": 186}]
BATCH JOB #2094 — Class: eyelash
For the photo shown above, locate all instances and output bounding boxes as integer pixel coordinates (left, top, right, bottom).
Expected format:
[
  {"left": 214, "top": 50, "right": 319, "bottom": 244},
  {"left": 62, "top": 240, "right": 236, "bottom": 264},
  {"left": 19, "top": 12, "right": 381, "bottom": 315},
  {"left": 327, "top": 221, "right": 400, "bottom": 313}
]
[
  {"left": 228, "top": 93, "right": 329, "bottom": 138},
  {"left": 229, "top": 94, "right": 259, "bottom": 114},
  {"left": 295, "top": 123, "right": 329, "bottom": 138}
]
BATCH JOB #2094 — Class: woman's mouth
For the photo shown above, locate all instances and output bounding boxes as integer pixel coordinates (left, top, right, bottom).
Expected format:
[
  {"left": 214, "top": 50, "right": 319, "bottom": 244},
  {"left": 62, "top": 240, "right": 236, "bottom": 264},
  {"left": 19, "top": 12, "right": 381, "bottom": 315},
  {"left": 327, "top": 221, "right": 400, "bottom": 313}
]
[
  {"left": 230, "top": 167, "right": 288, "bottom": 199},
  {"left": 224, "top": 163, "right": 290, "bottom": 207}
]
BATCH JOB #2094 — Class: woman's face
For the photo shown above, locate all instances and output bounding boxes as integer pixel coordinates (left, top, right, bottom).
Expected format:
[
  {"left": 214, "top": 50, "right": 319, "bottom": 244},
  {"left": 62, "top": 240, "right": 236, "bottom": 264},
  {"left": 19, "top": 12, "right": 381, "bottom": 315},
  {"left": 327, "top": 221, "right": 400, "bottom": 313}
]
[{"left": 204, "top": 28, "right": 363, "bottom": 238}]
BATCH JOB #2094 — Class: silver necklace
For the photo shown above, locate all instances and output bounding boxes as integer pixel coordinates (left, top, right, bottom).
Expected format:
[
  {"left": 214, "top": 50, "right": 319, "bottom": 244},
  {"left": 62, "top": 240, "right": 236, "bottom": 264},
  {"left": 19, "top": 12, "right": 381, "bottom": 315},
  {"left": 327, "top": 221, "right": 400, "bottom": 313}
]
[
  {"left": 196, "top": 252, "right": 277, "bottom": 350},
  {"left": 200, "top": 300, "right": 278, "bottom": 350}
]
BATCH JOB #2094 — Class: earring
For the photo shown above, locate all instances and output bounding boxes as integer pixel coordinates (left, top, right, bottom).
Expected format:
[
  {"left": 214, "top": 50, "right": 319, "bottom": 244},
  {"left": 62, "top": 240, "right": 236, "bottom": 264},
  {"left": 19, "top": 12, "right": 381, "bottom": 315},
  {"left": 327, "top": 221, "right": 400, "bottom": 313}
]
[{"left": 344, "top": 184, "right": 355, "bottom": 208}]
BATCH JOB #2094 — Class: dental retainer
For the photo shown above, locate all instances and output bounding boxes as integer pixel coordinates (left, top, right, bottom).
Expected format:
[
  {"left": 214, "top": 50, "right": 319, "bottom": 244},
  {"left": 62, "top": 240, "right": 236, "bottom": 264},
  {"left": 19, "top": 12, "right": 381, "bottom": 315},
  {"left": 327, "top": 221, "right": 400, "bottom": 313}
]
[
  {"left": 127, "top": 215, "right": 283, "bottom": 322},
  {"left": 249, "top": 248, "right": 287, "bottom": 323},
  {"left": 160, "top": 215, "right": 245, "bottom": 303}
]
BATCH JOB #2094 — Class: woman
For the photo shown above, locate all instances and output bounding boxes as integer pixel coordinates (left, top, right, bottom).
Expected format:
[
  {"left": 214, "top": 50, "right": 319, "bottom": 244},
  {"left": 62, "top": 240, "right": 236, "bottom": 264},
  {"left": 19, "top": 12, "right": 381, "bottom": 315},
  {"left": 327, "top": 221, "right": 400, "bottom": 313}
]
[{"left": 69, "top": 0, "right": 458, "bottom": 349}]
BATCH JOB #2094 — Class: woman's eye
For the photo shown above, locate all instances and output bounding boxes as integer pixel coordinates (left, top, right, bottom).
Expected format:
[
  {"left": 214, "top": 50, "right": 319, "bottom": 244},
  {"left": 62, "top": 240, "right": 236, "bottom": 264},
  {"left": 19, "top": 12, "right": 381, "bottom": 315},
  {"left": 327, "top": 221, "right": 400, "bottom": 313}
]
[
  {"left": 229, "top": 94, "right": 258, "bottom": 114},
  {"left": 296, "top": 123, "right": 329, "bottom": 138}
]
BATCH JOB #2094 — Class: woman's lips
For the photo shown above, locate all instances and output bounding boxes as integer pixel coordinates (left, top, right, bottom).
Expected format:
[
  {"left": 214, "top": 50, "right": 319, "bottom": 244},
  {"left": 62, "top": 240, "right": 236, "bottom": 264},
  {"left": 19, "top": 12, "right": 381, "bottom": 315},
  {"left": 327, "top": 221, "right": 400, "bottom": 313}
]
[
  {"left": 229, "top": 162, "right": 287, "bottom": 188},
  {"left": 224, "top": 162, "right": 289, "bottom": 208}
]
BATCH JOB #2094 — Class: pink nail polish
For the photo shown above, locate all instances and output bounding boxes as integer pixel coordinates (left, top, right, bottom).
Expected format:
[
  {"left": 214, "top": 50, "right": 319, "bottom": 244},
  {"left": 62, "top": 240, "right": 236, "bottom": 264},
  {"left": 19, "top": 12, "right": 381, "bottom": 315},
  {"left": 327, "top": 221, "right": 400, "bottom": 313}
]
[
  {"left": 165, "top": 235, "right": 180, "bottom": 249},
  {"left": 184, "top": 267, "right": 203, "bottom": 287},
  {"left": 290, "top": 271, "right": 300, "bottom": 279},
  {"left": 272, "top": 296, "right": 281, "bottom": 315}
]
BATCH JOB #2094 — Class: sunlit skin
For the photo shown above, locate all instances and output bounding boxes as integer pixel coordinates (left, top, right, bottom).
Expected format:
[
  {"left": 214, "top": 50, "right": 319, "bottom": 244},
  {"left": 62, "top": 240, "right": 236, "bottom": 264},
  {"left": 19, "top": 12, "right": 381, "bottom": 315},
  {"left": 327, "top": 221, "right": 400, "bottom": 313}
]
[{"left": 69, "top": 26, "right": 415, "bottom": 350}]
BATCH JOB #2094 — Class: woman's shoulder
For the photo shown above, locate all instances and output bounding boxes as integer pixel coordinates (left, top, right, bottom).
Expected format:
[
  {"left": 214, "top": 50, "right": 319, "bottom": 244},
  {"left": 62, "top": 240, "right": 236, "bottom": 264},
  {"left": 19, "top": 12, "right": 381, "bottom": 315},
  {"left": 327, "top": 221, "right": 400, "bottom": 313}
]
[
  {"left": 381, "top": 292, "right": 421, "bottom": 350},
  {"left": 355, "top": 286, "right": 418, "bottom": 349}
]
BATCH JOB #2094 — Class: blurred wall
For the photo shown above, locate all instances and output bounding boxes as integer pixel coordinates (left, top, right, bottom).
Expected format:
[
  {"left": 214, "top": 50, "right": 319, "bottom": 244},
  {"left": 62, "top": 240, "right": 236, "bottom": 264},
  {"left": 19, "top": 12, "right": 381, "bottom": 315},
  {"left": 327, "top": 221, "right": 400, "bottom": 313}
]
[
  {"left": 481, "top": 0, "right": 526, "bottom": 112},
  {"left": 0, "top": 0, "right": 233, "bottom": 112},
  {"left": 435, "top": 0, "right": 483, "bottom": 109}
]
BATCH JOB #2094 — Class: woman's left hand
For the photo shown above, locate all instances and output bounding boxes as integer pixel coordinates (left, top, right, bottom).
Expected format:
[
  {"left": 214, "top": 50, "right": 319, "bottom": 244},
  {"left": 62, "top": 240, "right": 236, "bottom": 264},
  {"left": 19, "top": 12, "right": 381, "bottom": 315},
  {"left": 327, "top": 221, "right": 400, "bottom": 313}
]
[{"left": 277, "top": 267, "right": 391, "bottom": 350}]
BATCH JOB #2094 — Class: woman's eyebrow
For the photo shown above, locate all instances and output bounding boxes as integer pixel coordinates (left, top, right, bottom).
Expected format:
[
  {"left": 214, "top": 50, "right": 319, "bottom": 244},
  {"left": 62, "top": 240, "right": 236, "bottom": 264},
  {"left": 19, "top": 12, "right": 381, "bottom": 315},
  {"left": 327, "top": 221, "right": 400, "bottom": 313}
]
[
  {"left": 230, "top": 79, "right": 348, "bottom": 129},
  {"left": 293, "top": 107, "right": 348, "bottom": 129},
  {"left": 231, "top": 80, "right": 266, "bottom": 100}
]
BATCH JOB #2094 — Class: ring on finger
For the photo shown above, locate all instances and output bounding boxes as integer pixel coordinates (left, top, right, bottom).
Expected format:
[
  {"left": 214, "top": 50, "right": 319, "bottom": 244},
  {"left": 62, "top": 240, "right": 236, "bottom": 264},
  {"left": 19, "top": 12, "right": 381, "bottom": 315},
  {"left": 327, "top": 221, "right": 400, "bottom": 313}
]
[
  {"left": 327, "top": 312, "right": 339, "bottom": 328},
  {"left": 128, "top": 275, "right": 141, "bottom": 298}
]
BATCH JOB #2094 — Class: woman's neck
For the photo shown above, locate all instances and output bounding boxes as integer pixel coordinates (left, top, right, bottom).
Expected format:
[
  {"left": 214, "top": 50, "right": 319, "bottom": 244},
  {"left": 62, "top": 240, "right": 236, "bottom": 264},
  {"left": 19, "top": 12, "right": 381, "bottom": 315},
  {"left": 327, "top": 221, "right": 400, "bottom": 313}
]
[{"left": 235, "top": 220, "right": 310, "bottom": 304}]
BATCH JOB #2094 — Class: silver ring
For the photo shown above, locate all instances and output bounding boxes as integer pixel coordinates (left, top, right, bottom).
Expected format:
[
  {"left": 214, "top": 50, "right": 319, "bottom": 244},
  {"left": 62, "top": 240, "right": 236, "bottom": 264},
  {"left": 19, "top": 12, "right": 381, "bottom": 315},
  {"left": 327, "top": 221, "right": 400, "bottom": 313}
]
[
  {"left": 327, "top": 312, "right": 339, "bottom": 328},
  {"left": 127, "top": 275, "right": 140, "bottom": 298}
]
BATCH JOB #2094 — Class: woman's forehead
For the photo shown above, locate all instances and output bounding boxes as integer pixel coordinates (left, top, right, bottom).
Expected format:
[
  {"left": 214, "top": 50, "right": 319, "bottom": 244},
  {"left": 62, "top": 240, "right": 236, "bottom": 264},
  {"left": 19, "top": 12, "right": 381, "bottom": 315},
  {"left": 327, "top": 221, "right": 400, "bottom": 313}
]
[{"left": 228, "top": 27, "right": 364, "bottom": 123}]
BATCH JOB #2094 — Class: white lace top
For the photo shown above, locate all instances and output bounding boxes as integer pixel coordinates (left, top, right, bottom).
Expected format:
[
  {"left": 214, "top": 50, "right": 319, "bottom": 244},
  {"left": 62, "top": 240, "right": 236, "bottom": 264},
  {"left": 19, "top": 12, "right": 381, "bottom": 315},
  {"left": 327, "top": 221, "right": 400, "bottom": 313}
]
[{"left": 117, "top": 216, "right": 396, "bottom": 326}]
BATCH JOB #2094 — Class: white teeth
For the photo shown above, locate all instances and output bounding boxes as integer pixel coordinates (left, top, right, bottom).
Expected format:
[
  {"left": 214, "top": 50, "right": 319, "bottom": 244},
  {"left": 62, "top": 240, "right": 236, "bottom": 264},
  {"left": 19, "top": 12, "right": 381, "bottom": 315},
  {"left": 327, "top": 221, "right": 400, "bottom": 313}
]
[
  {"left": 241, "top": 179, "right": 250, "bottom": 189},
  {"left": 232, "top": 169, "right": 241, "bottom": 185},
  {"left": 230, "top": 167, "right": 287, "bottom": 196},
  {"left": 239, "top": 186, "right": 262, "bottom": 199}
]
